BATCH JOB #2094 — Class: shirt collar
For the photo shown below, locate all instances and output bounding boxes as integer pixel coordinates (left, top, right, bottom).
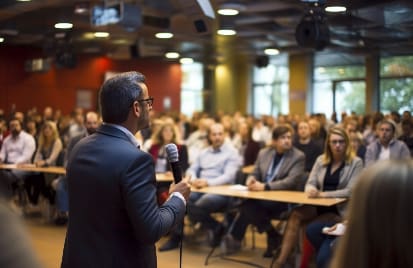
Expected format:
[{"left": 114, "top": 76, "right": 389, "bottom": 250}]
[{"left": 103, "top": 123, "right": 140, "bottom": 148}]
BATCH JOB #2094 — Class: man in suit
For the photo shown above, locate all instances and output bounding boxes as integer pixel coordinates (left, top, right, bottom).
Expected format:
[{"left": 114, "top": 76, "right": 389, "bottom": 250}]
[
  {"left": 221, "top": 124, "right": 305, "bottom": 258},
  {"left": 61, "top": 71, "right": 190, "bottom": 268}
]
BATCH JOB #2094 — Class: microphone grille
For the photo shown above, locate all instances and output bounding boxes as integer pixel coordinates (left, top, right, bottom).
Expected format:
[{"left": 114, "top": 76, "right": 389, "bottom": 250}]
[{"left": 165, "top": 143, "right": 179, "bottom": 162}]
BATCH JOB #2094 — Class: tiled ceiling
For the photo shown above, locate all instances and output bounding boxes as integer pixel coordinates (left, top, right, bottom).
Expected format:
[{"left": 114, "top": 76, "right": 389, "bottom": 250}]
[{"left": 0, "top": 0, "right": 413, "bottom": 66}]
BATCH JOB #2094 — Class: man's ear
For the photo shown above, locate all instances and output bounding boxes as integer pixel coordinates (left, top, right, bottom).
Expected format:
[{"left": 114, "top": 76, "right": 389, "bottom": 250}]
[{"left": 132, "top": 101, "right": 141, "bottom": 118}]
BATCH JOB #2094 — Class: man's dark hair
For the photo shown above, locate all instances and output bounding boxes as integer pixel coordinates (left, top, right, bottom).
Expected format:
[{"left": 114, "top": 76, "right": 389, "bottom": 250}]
[
  {"left": 99, "top": 71, "right": 145, "bottom": 124},
  {"left": 272, "top": 124, "right": 293, "bottom": 140}
]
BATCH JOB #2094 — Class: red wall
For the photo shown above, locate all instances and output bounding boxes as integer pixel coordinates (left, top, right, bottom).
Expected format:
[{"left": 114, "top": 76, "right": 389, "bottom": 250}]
[{"left": 0, "top": 46, "right": 182, "bottom": 116}]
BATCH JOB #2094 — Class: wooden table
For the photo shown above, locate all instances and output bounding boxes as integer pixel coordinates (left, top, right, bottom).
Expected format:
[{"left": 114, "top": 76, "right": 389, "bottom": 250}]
[
  {"left": 0, "top": 164, "right": 66, "bottom": 175},
  {"left": 191, "top": 185, "right": 346, "bottom": 206},
  {"left": 0, "top": 164, "right": 173, "bottom": 182}
]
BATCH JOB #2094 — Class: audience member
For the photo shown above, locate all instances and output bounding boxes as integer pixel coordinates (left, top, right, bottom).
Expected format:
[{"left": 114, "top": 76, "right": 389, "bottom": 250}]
[
  {"left": 185, "top": 117, "right": 214, "bottom": 164},
  {"left": 0, "top": 118, "right": 36, "bottom": 206},
  {"left": 221, "top": 124, "right": 305, "bottom": 258},
  {"left": 148, "top": 121, "right": 189, "bottom": 204},
  {"left": 159, "top": 123, "right": 241, "bottom": 251},
  {"left": 0, "top": 199, "right": 42, "bottom": 268},
  {"left": 365, "top": 119, "right": 410, "bottom": 166},
  {"left": 398, "top": 118, "right": 413, "bottom": 156},
  {"left": 25, "top": 120, "right": 63, "bottom": 207},
  {"left": 0, "top": 118, "right": 9, "bottom": 150},
  {"left": 236, "top": 121, "right": 262, "bottom": 167},
  {"left": 52, "top": 111, "right": 101, "bottom": 225},
  {"left": 293, "top": 120, "right": 323, "bottom": 174},
  {"left": 331, "top": 160, "right": 413, "bottom": 268},
  {"left": 272, "top": 127, "right": 363, "bottom": 267}
]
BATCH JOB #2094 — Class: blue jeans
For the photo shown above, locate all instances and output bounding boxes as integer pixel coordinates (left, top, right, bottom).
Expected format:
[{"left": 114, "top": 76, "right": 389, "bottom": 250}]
[
  {"left": 187, "top": 192, "right": 231, "bottom": 230},
  {"left": 55, "top": 176, "right": 68, "bottom": 213}
]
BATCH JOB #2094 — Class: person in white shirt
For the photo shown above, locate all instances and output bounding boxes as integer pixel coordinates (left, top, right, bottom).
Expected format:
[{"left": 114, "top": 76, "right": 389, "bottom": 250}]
[{"left": 0, "top": 117, "right": 36, "bottom": 202}]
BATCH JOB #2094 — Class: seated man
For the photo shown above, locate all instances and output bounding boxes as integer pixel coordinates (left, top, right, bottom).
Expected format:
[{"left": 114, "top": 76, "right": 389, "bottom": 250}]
[
  {"left": 0, "top": 117, "right": 36, "bottom": 207},
  {"left": 221, "top": 124, "right": 305, "bottom": 258},
  {"left": 365, "top": 119, "right": 410, "bottom": 166},
  {"left": 53, "top": 111, "right": 101, "bottom": 225},
  {"left": 159, "top": 122, "right": 241, "bottom": 251}
]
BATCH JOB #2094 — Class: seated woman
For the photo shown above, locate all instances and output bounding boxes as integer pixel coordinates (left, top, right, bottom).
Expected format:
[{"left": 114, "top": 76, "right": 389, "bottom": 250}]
[
  {"left": 25, "top": 120, "right": 63, "bottom": 206},
  {"left": 147, "top": 121, "right": 189, "bottom": 204},
  {"left": 272, "top": 127, "right": 363, "bottom": 267},
  {"left": 304, "top": 220, "right": 346, "bottom": 268},
  {"left": 331, "top": 160, "right": 413, "bottom": 268}
]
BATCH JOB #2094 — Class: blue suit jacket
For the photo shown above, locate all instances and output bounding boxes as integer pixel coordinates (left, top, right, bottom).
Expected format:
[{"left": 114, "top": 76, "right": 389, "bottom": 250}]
[{"left": 61, "top": 125, "right": 185, "bottom": 268}]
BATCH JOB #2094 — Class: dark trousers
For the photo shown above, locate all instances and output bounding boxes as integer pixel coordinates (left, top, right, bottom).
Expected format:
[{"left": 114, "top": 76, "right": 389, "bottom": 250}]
[
  {"left": 305, "top": 220, "right": 338, "bottom": 268},
  {"left": 229, "top": 199, "right": 288, "bottom": 241}
]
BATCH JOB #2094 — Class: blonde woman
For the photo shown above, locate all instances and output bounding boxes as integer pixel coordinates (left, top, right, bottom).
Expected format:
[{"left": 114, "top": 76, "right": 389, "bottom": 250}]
[
  {"left": 331, "top": 160, "right": 413, "bottom": 268},
  {"left": 25, "top": 120, "right": 63, "bottom": 206},
  {"left": 273, "top": 127, "right": 363, "bottom": 267}
]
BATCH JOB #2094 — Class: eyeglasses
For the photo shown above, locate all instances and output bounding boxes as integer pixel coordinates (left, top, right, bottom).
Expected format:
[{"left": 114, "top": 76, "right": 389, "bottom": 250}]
[
  {"left": 137, "top": 96, "right": 154, "bottom": 106},
  {"left": 330, "top": 139, "right": 346, "bottom": 145}
]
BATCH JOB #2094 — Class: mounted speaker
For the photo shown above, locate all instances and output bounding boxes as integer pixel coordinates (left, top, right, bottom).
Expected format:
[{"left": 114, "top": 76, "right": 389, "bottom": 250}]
[
  {"left": 255, "top": 55, "right": 269, "bottom": 68},
  {"left": 295, "top": 12, "right": 330, "bottom": 50}
]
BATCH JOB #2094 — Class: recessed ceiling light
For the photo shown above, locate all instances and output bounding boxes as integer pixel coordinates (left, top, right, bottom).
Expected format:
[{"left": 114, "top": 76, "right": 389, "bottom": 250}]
[
  {"left": 264, "top": 48, "right": 280, "bottom": 55},
  {"left": 155, "top": 32, "right": 173, "bottom": 39},
  {"left": 165, "top": 52, "right": 180, "bottom": 59},
  {"left": 180, "top": 58, "right": 194, "bottom": 64},
  {"left": 94, "top": 32, "right": 110, "bottom": 38},
  {"left": 54, "top": 23, "right": 73, "bottom": 29},
  {"left": 0, "top": 37, "right": 4, "bottom": 43},
  {"left": 74, "top": 4, "right": 89, "bottom": 15},
  {"left": 217, "top": 8, "right": 239, "bottom": 16},
  {"left": 217, "top": 29, "right": 236, "bottom": 36},
  {"left": 325, "top": 6, "right": 347, "bottom": 13}
]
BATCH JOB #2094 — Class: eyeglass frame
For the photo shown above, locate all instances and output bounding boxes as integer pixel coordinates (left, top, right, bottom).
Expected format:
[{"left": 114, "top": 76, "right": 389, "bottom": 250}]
[{"left": 137, "top": 96, "right": 154, "bottom": 106}]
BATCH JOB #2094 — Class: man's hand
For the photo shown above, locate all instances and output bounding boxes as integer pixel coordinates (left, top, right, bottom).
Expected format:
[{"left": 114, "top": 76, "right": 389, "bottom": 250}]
[
  {"left": 169, "top": 178, "right": 191, "bottom": 202},
  {"left": 191, "top": 178, "right": 208, "bottom": 189},
  {"left": 247, "top": 178, "right": 265, "bottom": 191}
]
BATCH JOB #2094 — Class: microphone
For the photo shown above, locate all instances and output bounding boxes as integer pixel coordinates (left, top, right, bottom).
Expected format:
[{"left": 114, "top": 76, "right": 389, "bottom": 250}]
[{"left": 165, "top": 143, "right": 183, "bottom": 184}]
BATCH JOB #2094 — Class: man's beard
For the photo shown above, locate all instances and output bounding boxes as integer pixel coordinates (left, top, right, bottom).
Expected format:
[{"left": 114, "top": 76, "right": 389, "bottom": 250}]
[
  {"left": 136, "top": 110, "right": 149, "bottom": 131},
  {"left": 11, "top": 130, "right": 20, "bottom": 137},
  {"left": 86, "top": 128, "right": 97, "bottom": 135}
]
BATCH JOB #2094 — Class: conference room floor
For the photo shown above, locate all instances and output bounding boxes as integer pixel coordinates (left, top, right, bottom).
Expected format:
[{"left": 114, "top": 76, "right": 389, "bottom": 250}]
[{"left": 26, "top": 215, "right": 275, "bottom": 268}]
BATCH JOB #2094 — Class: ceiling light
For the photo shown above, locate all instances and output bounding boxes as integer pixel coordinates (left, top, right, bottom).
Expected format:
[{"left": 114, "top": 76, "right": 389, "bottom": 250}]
[
  {"left": 74, "top": 4, "right": 89, "bottom": 15},
  {"left": 155, "top": 32, "right": 173, "bottom": 39},
  {"left": 180, "top": 58, "right": 194, "bottom": 64},
  {"left": 218, "top": 3, "right": 245, "bottom": 15},
  {"left": 16, "top": 0, "right": 31, "bottom": 2},
  {"left": 325, "top": 6, "right": 347, "bottom": 13},
  {"left": 54, "top": 23, "right": 73, "bottom": 29},
  {"left": 218, "top": 8, "right": 239, "bottom": 16},
  {"left": 165, "top": 52, "right": 180, "bottom": 59},
  {"left": 217, "top": 29, "right": 236, "bottom": 36},
  {"left": 264, "top": 48, "right": 280, "bottom": 55},
  {"left": 0, "top": 37, "right": 4, "bottom": 43},
  {"left": 94, "top": 32, "right": 110, "bottom": 38}
]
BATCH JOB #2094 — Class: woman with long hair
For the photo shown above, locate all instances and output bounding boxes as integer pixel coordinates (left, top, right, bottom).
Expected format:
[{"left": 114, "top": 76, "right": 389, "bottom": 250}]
[
  {"left": 148, "top": 121, "right": 189, "bottom": 204},
  {"left": 272, "top": 127, "right": 363, "bottom": 267},
  {"left": 25, "top": 120, "right": 63, "bottom": 206},
  {"left": 331, "top": 160, "right": 413, "bottom": 268}
]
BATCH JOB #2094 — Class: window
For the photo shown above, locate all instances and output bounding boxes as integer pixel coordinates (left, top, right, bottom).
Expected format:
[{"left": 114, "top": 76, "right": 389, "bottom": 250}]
[
  {"left": 313, "top": 65, "right": 365, "bottom": 120},
  {"left": 251, "top": 56, "right": 289, "bottom": 116},
  {"left": 180, "top": 62, "right": 203, "bottom": 117},
  {"left": 380, "top": 55, "right": 413, "bottom": 114}
]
